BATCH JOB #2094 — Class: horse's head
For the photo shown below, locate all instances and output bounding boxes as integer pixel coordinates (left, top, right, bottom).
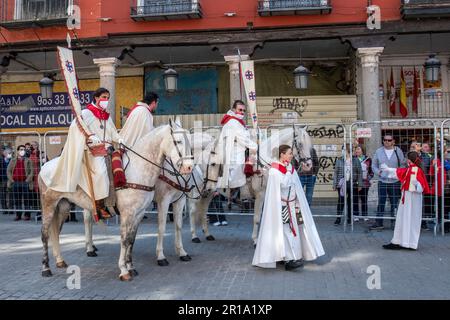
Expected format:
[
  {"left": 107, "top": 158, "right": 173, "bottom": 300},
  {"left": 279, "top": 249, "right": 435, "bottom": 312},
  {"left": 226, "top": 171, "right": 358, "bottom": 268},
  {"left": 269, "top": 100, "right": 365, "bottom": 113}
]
[
  {"left": 293, "top": 126, "right": 313, "bottom": 171},
  {"left": 201, "top": 137, "right": 224, "bottom": 195},
  {"left": 162, "top": 118, "right": 194, "bottom": 175}
]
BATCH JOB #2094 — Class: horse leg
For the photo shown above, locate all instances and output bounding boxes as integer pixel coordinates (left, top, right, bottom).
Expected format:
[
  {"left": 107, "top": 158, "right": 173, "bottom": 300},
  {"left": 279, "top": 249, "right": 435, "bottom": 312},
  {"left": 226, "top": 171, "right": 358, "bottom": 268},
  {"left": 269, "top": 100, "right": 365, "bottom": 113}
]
[
  {"left": 83, "top": 209, "right": 97, "bottom": 257},
  {"left": 51, "top": 200, "right": 70, "bottom": 268},
  {"left": 173, "top": 197, "right": 191, "bottom": 261},
  {"left": 156, "top": 198, "right": 171, "bottom": 266},
  {"left": 118, "top": 213, "right": 133, "bottom": 281},
  {"left": 124, "top": 210, "right": 145, "bottom": 276},
  {"left": 41, "top": 198, "right": 57, "bottom": 277},
  {"left": 201, "top": 196, "right": 215, "bottom": 241},
  {"left": 189, "top": 199, "right": 201, "bottom": 243}
]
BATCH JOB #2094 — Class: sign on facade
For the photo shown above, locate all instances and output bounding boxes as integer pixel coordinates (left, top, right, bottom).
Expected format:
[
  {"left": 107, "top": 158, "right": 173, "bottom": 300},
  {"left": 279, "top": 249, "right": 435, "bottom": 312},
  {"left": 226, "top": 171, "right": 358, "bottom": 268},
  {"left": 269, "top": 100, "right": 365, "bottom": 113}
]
[
  {"left": 356, "top": 127, "right": 372, "bottom": 138},
  {"left": 0, "top": 92, "right": 93, "bottom": 129}
]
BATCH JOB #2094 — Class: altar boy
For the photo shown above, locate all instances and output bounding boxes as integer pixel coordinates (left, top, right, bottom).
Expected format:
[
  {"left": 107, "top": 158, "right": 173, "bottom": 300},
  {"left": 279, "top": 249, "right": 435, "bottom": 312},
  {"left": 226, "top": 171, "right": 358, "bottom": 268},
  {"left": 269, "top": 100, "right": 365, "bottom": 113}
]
[{"left": 381, "top": 151, "right": 430, "bottom": 250}]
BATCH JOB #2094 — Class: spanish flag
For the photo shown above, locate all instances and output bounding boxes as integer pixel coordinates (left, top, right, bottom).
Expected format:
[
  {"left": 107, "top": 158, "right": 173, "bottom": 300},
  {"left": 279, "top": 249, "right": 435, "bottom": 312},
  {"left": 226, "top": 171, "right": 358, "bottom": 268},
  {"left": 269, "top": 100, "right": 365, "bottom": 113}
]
[{"left": 399, "top": 67, "right": 408, "bottom": 118}]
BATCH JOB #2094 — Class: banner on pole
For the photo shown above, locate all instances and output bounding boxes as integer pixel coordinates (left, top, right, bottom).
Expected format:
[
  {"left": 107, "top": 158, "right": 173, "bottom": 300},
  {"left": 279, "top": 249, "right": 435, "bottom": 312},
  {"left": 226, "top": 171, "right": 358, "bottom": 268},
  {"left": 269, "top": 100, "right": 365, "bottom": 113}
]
[{"left": 240, "top": 60, "right": 258, "bottom": 130}]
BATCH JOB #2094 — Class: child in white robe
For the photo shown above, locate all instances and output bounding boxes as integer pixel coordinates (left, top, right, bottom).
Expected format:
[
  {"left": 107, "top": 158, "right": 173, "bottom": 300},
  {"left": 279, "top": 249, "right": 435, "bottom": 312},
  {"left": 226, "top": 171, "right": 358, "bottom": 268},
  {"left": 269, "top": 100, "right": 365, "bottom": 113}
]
[{"left": 381, "top": 151, "right": 430, "bottom": 250}]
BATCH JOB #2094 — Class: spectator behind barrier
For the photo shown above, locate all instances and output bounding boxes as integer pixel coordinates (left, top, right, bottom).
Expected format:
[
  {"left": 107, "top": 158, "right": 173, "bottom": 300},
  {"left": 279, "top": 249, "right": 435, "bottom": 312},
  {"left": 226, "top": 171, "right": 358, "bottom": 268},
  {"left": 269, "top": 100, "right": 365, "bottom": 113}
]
[{"left": 7, "top": 145, "right": 34, "bottom": 221}]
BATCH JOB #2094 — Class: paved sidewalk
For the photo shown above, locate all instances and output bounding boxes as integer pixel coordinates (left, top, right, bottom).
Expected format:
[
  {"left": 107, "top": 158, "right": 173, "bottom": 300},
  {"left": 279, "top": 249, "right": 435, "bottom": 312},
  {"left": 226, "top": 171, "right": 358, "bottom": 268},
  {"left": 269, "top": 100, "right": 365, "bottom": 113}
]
[{"left": 0, "top": 212, "right": 449, "bottom": 300}]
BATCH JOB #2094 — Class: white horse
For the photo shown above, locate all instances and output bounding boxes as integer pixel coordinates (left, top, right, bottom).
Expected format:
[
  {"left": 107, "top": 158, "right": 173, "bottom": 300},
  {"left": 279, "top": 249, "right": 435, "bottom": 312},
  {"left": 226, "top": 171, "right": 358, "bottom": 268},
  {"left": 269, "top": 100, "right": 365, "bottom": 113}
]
[
  {"left": 153, "top": 132, "right": 223, "bottom": 265},
  {"left": 38, "top": 120, "right": 193, "bottom": 281},
  {"left": 188, "top": 126, "right": 312, "bottom": 246}
]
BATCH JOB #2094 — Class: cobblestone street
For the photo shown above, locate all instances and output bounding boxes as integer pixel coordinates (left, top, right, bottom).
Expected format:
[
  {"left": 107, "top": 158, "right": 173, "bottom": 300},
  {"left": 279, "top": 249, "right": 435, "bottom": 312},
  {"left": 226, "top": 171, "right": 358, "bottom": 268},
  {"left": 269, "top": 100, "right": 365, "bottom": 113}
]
[{"left": 0, "top": 212, "right": 450, "bottom": 300}]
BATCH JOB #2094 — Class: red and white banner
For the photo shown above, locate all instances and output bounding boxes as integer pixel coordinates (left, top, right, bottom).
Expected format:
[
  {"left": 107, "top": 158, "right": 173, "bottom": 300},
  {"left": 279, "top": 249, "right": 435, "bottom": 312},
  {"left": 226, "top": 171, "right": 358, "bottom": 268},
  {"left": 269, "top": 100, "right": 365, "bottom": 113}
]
[
  {"left": 56, "top": 46, "right": 91, "bottom": 136},
  {"left": 240, "top": 60, "right": 258, "bottom": 130}
]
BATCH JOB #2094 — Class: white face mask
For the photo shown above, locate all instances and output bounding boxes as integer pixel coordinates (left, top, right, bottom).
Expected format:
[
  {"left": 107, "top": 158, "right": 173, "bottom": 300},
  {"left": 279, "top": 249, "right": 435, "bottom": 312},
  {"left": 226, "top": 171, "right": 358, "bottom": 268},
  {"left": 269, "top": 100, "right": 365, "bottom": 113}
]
[
  {"left": 18, "top": 150, "right": 25, "bottom": 157},
  {"left": 98, "top": 99, "right": 109, "bottom": 110}
]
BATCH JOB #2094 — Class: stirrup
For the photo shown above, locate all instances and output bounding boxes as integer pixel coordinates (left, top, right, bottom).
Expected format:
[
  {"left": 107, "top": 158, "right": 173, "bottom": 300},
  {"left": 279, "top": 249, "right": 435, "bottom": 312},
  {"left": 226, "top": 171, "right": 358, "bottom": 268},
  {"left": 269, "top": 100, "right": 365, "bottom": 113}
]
[{"left": 96, "top": 207, "right": 112, "bottom": 220}]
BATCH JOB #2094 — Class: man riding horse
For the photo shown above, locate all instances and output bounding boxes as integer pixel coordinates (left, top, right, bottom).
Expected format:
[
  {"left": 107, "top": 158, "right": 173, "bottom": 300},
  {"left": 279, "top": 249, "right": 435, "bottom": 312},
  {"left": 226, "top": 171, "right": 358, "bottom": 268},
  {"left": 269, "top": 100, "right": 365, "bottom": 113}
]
[
  {"left": 41, "top": 87, "right": 123, "bottom": 220},
  {"left": 216, "top": 100, "right": 258, "bottom": 190}
]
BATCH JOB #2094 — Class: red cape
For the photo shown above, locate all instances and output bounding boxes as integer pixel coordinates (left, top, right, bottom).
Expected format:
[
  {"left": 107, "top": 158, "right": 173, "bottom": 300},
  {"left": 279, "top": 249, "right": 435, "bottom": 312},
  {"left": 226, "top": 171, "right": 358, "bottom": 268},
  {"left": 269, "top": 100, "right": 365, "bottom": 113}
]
[
  {"left": 271, "top": 162, "right": 294, "bottom": 175},
  {"left": 396, "top": 164, "right": 430, "bottom": 201},
  {"left": 220, "top": 114, "right": 246, "bottom": 127},
  {"left": 86, "top": 103, "right": 110, "bottom": 120}
]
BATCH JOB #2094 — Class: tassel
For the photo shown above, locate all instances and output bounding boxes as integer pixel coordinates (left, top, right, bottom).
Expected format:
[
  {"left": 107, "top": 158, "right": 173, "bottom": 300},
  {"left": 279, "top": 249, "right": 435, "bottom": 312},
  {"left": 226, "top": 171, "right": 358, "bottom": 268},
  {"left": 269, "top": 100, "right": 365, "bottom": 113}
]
[{"left": 112, "top": 150, "right": 127, "bottom": 188}]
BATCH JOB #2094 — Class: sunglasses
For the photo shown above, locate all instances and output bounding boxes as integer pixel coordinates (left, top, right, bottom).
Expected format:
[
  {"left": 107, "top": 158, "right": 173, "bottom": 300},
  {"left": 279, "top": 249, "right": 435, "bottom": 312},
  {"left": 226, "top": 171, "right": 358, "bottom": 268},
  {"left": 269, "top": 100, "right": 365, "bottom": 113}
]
[
  {"left": 383, "top": 139, "right": 393, "bottom": 142},
  {"left": 237, "top": 109, "right": 246, "bottom": 112}
]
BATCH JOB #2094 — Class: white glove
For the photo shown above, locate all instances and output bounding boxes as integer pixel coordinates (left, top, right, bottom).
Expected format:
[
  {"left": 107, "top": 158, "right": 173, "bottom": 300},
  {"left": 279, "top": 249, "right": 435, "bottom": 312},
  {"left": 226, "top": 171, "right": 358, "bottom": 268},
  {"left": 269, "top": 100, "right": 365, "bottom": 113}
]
[
  {"left": 88, "top": 135, "right": 102, "bottom": 145},
  {"left": 380, "top": 163, "right": 389, "bottom": 171},
  {"left": 118, "top": 139, "right": 124, "bottom": 146}
]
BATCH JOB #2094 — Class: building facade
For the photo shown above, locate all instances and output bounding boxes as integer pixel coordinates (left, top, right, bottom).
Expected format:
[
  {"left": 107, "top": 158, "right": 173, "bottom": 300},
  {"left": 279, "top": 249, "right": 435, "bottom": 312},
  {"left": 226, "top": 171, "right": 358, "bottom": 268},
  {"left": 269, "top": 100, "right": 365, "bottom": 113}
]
[{"left": 1, "top": 0, "right": 450, "bottom": 158}]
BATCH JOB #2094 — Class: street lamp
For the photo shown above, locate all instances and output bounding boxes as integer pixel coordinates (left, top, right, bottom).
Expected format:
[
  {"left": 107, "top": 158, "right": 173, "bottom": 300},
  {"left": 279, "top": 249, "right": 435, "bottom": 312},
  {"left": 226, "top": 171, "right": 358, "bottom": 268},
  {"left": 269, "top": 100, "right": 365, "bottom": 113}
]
[
  {"left": 293, "top": 64, "right": 310, "bottom": 90},
  {"left": 39, "top": 74, "right": 54, "bottom": 99},
  {"left": 424, "top": 54, "right": 441, "bottom": 82},
  {"left": 164, "top": 68, "right": 178, "bottom": 92}
]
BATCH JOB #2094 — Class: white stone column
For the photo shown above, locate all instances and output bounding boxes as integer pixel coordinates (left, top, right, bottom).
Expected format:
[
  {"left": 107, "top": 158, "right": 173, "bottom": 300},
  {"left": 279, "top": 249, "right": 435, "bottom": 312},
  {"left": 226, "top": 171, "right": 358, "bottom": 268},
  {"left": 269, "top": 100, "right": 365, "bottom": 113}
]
[
  {"left": 224, "top": 54, "right": 249, "bottom": 106},
  {"left": 93, "top": 57, "right": 120, "bottom": 124},
  {"left": 357, "top": 47, "right": 384, "bottom": 156}
]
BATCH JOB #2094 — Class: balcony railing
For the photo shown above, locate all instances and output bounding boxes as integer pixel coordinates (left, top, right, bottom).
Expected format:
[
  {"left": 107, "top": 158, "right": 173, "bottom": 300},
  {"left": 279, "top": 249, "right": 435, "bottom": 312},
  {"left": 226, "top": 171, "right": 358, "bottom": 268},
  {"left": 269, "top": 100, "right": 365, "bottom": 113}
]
[
  {"left": 0, "top": 0, "right": 74, "bottom": 29},
  {"left": 401, "top": 0, "right": 450, "bottom": 19},
  {"left": 358, "top": 92, "right": 450, "bottom": 120},
  {"left": 257, "top": 0, "right": 332, "bottom": 16},
  {"left": 130, "top": 0, "right": 202, "bottom": 21}
]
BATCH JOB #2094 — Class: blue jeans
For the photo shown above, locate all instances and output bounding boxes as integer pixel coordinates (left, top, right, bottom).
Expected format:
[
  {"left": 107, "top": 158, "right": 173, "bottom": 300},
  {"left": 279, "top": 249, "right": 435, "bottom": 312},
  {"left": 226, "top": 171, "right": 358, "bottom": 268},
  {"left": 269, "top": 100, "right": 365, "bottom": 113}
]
[
  {"left": 376, "top": 181, "right": 401, "bottom": 226},
  {"left": 299, "top": 175, "right": 316, "bottom": 206}
]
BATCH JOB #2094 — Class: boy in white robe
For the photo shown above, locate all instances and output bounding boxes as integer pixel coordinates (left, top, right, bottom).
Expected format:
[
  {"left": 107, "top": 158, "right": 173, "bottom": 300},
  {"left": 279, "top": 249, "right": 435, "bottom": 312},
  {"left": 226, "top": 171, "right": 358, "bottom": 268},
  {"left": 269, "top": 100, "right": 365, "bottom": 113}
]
[
  {"left": 381, "top": 151, "right": 430, "bottom": 250},
  {"left": 252, "top": 145, "right": 325, "bottom": 270}
]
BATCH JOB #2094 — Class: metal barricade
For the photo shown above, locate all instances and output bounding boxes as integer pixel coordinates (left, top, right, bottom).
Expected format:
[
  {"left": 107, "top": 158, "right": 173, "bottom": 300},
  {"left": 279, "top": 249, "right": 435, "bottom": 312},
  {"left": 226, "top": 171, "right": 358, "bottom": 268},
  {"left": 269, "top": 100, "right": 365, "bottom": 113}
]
[
  {"left": 0, "top": 131, "right": 42, "bottom": 221},
  {"left": 294, "top": 123, "right": 348, "bottom": 230},
  {"left": 350, "top": 120, "right": 439, "bottom": 236},
  {"left": 440, "top": 120, "right": 450, "bottom": 236}
]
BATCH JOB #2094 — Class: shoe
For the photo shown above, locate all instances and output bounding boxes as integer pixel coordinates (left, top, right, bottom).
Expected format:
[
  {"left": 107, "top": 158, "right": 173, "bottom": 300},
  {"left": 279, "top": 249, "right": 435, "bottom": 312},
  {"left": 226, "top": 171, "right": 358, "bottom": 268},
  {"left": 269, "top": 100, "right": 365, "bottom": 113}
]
[
  {"left": 354, "top": 218, "right": 360, "bottom": 222},
  {"left": 334, "top": 218, "right": 341, "bottom": 226},
  {"left": 95, "top": 199, "right": 112, "bottom": 220},
  {"left": 143, "top": 215, "right": 148, "bottom": 219},
  {"left": 285, "top": 260, "right": 303, "bottom": 271},
  {"left": 364, "top": 218, "right": 370, "bottom": 222},
  {"left": 221, "top": 221, "right": 228, "bottom": 226},
  {"left": 36, "top": 216, "right": 42, "bottom": 221},
  {"left": 421, "top": 223, "right": 430, "bottom": 231},
  {"left": 23, "top": 216, "right": 30, "bottom": 221},
  {"left": 383, "top": 243, "right": 402, "bottom": 250},
  {"left": 369, "top": 224, "right": 384, "bottom": 231},
  {"left": 277, "top": 261, "right": 285, "bottom": 265},
  {"left": 14, "top": 216, "right": 21, "bottom": 221},
  {"left": 212, "top": 221, "right": 221, "bottom": 227}
]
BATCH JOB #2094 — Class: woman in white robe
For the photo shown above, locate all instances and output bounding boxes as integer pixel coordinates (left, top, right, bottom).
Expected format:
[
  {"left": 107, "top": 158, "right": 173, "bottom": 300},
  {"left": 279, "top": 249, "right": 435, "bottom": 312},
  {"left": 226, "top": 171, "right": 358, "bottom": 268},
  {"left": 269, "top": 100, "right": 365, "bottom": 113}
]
[
  {"left": 252, "top": 145, "right": 325, "bottom": 270},
  {"left": 381, "top": 151, "right": 430, "bottom": 250}
]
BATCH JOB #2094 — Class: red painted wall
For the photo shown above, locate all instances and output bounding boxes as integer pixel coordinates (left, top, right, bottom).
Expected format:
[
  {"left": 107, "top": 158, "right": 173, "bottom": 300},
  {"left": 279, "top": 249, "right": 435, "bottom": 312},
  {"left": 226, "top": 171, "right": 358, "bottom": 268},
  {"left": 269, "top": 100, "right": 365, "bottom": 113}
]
[{"left": 1, "top": 0, "right": 401, "bottom": 45}]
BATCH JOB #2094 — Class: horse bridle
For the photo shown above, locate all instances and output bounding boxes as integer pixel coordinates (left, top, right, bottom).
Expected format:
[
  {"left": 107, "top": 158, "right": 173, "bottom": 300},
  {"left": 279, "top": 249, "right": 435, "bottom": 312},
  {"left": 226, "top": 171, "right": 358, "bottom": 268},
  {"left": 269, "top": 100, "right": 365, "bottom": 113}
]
[{"left": 292, "top": 125, "right": 312, "bottom": 166}]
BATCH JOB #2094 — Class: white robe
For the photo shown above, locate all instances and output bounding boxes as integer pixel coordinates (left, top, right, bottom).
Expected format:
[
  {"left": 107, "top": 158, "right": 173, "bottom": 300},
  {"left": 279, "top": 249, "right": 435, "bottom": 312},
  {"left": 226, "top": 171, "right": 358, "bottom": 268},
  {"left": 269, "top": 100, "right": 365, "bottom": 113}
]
[
  {"left": 252, "top": 164, "right": 325, "bottom": 268},
  {"left": 385, "top": 167, "right": 425, "bottom": 249},
  {"left": 40, "top": 107, "right": 121, "bottom": 200},
  {"left": 216, "top": 112, "right": 257, "bottom": 189},
  {"left": 120, "top": 102, "right": 154, "bottom": 147}
]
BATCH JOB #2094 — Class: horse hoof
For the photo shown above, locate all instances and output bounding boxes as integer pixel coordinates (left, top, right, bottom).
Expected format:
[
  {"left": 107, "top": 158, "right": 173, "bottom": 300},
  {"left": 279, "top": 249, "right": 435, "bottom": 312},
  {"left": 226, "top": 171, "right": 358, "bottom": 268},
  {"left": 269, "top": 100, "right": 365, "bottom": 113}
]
[
  {"left": 128, "top": 269, "right": 138, "bottom": 277},
  {"left": 87, "top": 251, "right": 97, "bottom": 257},
  {"left": 192, "top": 238, "right": 201, "bottom": 243},
  {"left": 56, "top": 261, "right": 68, "bottom": 268},
  {"left": 206, "top": 235, "right": 215, "bottom": 241},
  {"left": 119, "top": 273, "right": 132, "bottom": 281},
  {"left": 157, "top": 259, "right": 169, "bottom": 266},
  {"left": 180, "top": 255, "right": 192, "bottom": 262},
  {"left": 93, "top": 245, "right": 99, "bottom": 252},
  {"left": 42, "top": 270, "right": 53, "bottom": 277}
]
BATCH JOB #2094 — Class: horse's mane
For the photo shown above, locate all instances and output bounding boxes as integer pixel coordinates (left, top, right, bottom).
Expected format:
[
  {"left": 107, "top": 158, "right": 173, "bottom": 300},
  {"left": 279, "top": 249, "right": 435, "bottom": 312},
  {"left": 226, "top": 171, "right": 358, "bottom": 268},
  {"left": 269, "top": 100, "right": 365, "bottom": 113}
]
[{"left": 132, "top": 124, "right": 168, "bottom": 151}]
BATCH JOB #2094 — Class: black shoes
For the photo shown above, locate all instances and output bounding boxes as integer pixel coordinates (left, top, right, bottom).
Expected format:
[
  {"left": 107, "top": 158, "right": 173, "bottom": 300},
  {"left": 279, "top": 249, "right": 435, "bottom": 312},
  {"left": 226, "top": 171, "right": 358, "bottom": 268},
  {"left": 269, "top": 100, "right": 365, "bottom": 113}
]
[
  {"left": 383, "top": 243, "right": 417, "bottom": 251},
  {"left": 334, "top": 218, "right": 341, "bottom": 226},
  {"left": 285, "top": 259, "right": 304, "bottom": 271},
  {"left": 383, "top": 243, "right": 402, "bottom": 250},
  {"left": 369, "top": 224, "right": 384, "bottom": 231}
]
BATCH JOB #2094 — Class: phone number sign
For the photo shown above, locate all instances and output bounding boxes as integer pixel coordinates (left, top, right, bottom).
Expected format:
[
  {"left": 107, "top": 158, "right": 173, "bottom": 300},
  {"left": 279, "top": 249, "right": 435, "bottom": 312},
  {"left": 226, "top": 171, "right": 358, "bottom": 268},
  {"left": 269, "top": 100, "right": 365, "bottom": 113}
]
[{"left": 0, "top": 92, "right": 93, "bottom": 129}]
